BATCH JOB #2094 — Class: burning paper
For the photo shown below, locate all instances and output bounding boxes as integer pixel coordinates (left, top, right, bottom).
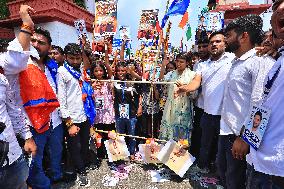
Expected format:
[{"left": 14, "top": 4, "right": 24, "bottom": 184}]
[
  {"left": 105, "top": 136, "right": 130, "bottom": 162},
  {"left": 138, "top": 139, "right": 163, "bottom": 164},
  {"left": 157, "top": 139, "right": 195, "bottom": 177}
]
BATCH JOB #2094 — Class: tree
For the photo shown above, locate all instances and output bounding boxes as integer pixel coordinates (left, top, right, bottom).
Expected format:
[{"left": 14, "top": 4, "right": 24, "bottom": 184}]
[
  {"left": 73, "top": 0, "right": 86, "bottom": 9},
  {"left": 0, "top": 0, "right": 9, "bottom": 20}
]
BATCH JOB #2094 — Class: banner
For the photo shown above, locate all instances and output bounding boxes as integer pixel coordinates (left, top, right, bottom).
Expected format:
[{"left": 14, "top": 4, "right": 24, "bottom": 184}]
[
  {"left": 138, "top": 9, "right": 159, "bottom": 40},
  {"left": 242, "top": 105, "right": 271, "bottom": 150},
  {"left": 105, "top": 136, "right": 130, "bottom": 162},
  {"left": 157, "top": 139, "right": 195, "bottom": 178},
  {"left": 119, "top": 25, "right": 131, "bottom": 40},
  {"left": 74, "top": 19, "right": 90, "bottom": 45},
  {"left": 207, "top": 12, "right": 224, "bottom": 32},
  {"left": 94, "top": 0, "right": 118, "bottom": 36}
]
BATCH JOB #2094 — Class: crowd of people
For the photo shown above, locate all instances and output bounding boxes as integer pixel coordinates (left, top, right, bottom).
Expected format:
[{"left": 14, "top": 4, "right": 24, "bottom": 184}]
[{"left": 1, "top": 1, "right": 284, "bottom": 189}]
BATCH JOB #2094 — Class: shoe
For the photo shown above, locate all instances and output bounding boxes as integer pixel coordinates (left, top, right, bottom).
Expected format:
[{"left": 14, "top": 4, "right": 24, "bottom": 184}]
[{"left": 76, "top": 172, "right": 90, "bottom": 187}]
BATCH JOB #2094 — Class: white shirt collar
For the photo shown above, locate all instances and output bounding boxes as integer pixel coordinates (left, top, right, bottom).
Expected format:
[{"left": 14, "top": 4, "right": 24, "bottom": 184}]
[{"left": 236, "top": 48, "right": 256, "bottom": 61}]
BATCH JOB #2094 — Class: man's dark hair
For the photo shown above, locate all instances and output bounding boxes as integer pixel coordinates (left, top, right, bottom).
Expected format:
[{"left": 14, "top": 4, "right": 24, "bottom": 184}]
[
  {"left": 64, "top": 43, "right": 82, "bottom": 55},
  {"left": 209, "top": 30, "right": 225, "bottom": 41},
  {"left": 225, "top": 14, "right": 264, "bottom": 45},
  {"left": 272, "top": 0, "right": 284, "bottom": 11},
  {"left": 197, "top": 37, "right": 209, "bottom": 45},
  {"left": 51, "top": 45, "right": 64, "bottom": 55},
  {"left": 34, "top": 27, "right": 52, "bottom": 45},
  {"left": 254, "top": 111, "right": 263, "bottom": 120},
  {"left": 176, "top": 52, "right": 190, "bottom": 62},
  {"left": 192, "top": 51, "right": 200, "bottom": 58}
]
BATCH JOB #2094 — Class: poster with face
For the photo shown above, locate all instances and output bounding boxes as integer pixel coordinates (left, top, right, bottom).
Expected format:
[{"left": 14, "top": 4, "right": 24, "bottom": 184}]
[
  {"left": 138, "top": 143, "right": 163, "bottom": 164},
  {"left": 157, "top": 139, "right": 195, "bottom": 178},
  {"left": 94, "top": 0, "right": 118, "bottom": 36},
  {"left": 138, "top": 9, "right": 159, "bottom": 40},
  {"left": 207, "top": 12, "right": 224, "bottom": 32},
  {"left": 104, "top": 136, "right": 130, "bottom": 162},
  {"left": 197, "top": 14, "right": 208, "bottom": 31},
  {"left": 119, "top": 25, "right": 131, "bottom": 40},
  {"left": 242, "top": 105, "right": 271, "bottom": 150}
]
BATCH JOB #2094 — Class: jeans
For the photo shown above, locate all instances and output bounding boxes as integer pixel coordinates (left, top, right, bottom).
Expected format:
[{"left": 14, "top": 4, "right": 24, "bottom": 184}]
[
  {"left": 0, "top": 154, "right": 29, "bottom": 189},
  {"left": 198, "top": 113, "right": 220, "bottom": 169},
  {"left": 116, "top": 117, "right": 137, "bottom": 155},
  {"left": 217, "top": 135, "right": 246, "bottom": 189},
  {"left": 66, "top": 121, "right": 90, "bottom": 173},
  {"left": 27, "top": 124, "right": 63, "bottom": 189},
  {"left": 246, "top": 163, "right": 272, "bottom": 189}
]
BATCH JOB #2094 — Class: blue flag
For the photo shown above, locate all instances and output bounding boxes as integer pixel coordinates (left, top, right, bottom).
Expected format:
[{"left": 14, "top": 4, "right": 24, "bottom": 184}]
[{"left": 161, "top": 0, "right": 190, "bottom": 28}]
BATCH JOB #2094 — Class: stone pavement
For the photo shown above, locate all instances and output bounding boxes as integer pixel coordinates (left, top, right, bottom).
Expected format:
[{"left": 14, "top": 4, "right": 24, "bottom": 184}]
[{"left": 53, "top": 158, "right": 222, "bottom": 189}]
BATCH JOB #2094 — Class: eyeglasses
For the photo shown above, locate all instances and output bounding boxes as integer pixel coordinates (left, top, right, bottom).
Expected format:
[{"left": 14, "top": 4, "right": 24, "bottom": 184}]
[{"left": 31, "top": 38, "right": 47, "bottom": 46}]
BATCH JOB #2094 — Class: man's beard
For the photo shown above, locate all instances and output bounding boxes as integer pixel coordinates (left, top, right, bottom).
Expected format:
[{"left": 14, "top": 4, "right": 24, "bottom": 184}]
[
  {"left": 35, "top": 48, "right": 49, "bottom": 60},
  {"left": 226, "top": 40, "right": 240, "bottom": 53}
]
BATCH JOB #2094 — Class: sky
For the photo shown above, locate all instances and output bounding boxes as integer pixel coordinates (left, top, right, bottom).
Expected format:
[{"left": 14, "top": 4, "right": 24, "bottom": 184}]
[{"left": 115, "top": 0, "right": 271, "bottom": 50}]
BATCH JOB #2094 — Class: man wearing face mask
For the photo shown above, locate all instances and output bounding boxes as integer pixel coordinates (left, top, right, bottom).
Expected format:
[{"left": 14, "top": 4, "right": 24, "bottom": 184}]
[
  {"left": 177, "top": 31, "right": 235, "bottom": 173},
  {"left": 57, "top": 43, "right": 96, "bottom": 187},
  {"left": 218, "top": 15, "right": 275, "bottom": 189}
]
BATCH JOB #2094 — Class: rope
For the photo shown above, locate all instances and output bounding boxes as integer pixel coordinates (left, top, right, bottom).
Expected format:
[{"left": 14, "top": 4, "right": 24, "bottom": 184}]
[
  {"left": 91, "top": 79, "right": 176, "bottom": 85},
  {"left": 94, "top": 129, "right": 167, "bottom": 143}
]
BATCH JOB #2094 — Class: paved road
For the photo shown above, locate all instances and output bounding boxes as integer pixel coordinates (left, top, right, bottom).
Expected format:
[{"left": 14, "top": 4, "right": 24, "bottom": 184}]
[{"left": 53, "top": 159, "right": 220, "bottom": 189}]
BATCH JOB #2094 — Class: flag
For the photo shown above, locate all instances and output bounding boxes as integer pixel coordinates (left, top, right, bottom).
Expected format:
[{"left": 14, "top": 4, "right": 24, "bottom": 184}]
[
  {"left": 186, "top": 24, "right": 192, "bottom": 41},
  {"left": 161, "top": 0, "right": 190, "bottom": 28},
  {"left": 155, "top": 15, "right": 162, "bottom": 34},
  {"left": 178, "top": 11, "right": 188, "bottom": 29}
]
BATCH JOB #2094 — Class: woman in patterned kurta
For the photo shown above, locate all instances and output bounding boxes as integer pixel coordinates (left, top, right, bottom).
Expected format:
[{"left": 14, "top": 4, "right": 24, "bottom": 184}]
[{"left": 159, "top": 53, "right": 196, "bottom": 142}]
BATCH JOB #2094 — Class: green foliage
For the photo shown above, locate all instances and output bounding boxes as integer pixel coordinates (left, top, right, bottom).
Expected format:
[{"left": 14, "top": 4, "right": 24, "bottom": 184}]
[
  {"left": 73, "top": 0, "right": 86, "bottom": 9},
  {"left": 0, "top": 0, "right": 10, "bottom": 20}
]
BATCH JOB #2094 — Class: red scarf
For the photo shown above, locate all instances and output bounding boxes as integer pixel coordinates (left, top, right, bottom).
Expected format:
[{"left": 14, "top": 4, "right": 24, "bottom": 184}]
[{"left": 19, "top": 64, "right": 60, "bottom": 133}]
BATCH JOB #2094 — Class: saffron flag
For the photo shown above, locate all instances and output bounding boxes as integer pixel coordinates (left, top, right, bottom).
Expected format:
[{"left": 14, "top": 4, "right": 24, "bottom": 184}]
[
  {"left": 178, "top": 11, "right": 188, "bottom": 29},
  {"left": 156, "top": 15, "right": 162, "bottom": 34},
  {"left": 19, "top": 63, "right": 60, "bottom": 133},
  {"left": 186, "top": 23, "right": 192, "bottom": 41},
  {"left": 161, "top": 0, "right": 190, "bottom": 28}
]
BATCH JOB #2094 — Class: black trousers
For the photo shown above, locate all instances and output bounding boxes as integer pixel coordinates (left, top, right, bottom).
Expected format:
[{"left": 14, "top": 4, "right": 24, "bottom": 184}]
[
  {"left": 141, "top": 112, "right": 161, "bottom": 139},
  {"left": 198, "top": 112, "right": 220, "bottom": 169},
  {"left": 66, "top": 120, "right": 90, "bottom": 173},
  {"left": 190, "top": 106, "right": 204, "bottom": 160}
]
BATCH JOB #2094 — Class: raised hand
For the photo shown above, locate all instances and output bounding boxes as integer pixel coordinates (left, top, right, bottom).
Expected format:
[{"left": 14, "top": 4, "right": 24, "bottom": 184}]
[{"left": 19, "top": 5, "right": 35, "bottom": 29}]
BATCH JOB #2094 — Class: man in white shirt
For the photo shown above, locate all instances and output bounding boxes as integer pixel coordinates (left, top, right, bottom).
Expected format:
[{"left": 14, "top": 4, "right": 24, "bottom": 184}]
[
  {"left": 0, "top": 5, "right": 37, "bottom": 189},
  {"left": 245, "top": 1, "right": 284, "bottom": 188},
  {"left": 57, "top": 43, "right": 94, "bottom": 187},
  {"left": 24, "top": 27, "right": 65, "bottom": 188},
  {"left": 177, "top": 32, "right": 235, "bottom": 173},
  {"left": 190, "top": 38, "right": 210, "bottom": 161},
  {"left": 218, "top": 15, "right": 275, "bottom": 189}
]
